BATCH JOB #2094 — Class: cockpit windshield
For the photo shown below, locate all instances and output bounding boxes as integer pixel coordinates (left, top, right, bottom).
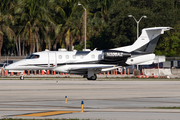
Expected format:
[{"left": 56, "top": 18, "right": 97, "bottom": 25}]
[{"left": 25, "top": 54, "right": 40, "bottom": 59}]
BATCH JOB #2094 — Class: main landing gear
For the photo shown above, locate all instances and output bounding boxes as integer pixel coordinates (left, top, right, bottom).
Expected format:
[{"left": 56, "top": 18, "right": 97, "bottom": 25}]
[
  {"left": 87, "top": 74, "right": 97, "bottom": 80},
  {"left": 86, "top": 69, "right": 99, "bottom": 80}
]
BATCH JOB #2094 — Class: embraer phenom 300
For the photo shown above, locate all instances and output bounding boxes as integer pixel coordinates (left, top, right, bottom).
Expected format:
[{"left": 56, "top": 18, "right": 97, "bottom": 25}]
[{"left": 5, "top": 27, "right": 171, "bottom": 80}]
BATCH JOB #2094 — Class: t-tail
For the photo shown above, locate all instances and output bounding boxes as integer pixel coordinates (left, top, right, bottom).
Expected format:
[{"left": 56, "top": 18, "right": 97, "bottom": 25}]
[{"left": 111, "top": 27, "right": 172, "bottom": 53}]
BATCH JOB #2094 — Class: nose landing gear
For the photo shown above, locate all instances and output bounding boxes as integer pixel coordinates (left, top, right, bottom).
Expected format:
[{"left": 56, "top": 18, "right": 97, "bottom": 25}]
[
  {"left": 20, "top": 71, "right": 24, "bottom": 80},
  {"left": 20, "top": 75, "right": 24, "bottom": 80}
]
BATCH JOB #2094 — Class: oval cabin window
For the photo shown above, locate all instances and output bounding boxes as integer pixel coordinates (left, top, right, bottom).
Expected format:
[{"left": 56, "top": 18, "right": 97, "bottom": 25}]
[
  {"left": 66, "top": 55, "right": 69, "bottom": 59},
  {"left": 59, "top": 55, "right": 62, "bottom": 59},
  {"left": 91, "top": 54, "right": 95, "bottom": 59}
]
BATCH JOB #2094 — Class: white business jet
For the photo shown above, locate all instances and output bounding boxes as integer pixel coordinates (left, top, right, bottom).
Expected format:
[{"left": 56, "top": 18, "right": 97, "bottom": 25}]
[{"left": 5, "top": 27, "right": 171, "bottom": 80}]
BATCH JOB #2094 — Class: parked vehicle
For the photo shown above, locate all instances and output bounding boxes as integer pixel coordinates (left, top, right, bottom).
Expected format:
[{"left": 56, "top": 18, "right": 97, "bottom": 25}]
[
  {"left": 3, "top": 60, "right": 16, "bottom": 64},
  {"left": 0, "top": 60, "right": 16, "bottom": 75}
]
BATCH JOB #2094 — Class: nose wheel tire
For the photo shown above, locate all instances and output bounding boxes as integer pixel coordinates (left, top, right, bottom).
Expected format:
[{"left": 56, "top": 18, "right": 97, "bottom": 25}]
[
  {"left": 20, "top": 76, "right": 24, "bottom": 80},
  {"left": 87, "top": 74, "right": 97, "bottom": 80}
]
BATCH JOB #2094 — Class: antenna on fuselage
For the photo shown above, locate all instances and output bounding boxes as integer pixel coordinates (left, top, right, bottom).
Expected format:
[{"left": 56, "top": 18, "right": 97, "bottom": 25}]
[{"left": 93, "top": 48, "right": 97, "bottom": 51}]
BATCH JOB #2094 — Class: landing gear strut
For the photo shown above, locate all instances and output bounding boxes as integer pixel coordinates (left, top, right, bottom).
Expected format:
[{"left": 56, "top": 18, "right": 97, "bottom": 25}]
[
  {"left": 87, "top": 74, "right": 97, "bottom": 80},
  {"left": 20, "top": 71, "right": 24, "bottom": 80}
]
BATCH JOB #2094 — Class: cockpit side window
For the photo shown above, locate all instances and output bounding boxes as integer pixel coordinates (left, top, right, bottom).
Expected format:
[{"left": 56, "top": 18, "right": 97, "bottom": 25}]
[
  {"left": 25, "top": 54, "right": 40, "bottom": 59},
  {"left": 25, "top": 54, "right": 34, "bottom": 59},
  {"left": 32, "top": 55, "right": 39, "bottom": 58}
]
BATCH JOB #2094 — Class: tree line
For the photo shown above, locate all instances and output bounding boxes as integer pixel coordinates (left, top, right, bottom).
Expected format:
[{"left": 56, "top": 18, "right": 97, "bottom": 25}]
[{"left": 1, "top": 0, "right": 180, "bottom": 62}]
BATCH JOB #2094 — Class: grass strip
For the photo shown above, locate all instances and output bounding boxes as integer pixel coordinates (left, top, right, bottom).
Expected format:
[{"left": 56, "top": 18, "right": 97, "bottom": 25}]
[
  {"left": 1, "top": 118, "right": 90, "bottom": 120},
  {"left": 150, "top": 106, "right": 180, "bottom": 109}
]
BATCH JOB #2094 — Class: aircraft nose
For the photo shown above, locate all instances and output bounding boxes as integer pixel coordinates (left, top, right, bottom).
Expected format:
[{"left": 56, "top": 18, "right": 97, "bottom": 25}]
[{"left": 5, "top": 64, "right": 15, "bottom": 70}]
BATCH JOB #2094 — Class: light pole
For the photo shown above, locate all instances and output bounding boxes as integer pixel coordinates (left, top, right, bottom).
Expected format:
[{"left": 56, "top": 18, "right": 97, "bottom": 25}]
[
  {"left": 128, "top": 15, "right": 147, "bottom": 71},
  {"left": 128, "top": 15, "right": 147, "bottom": 39},
  {"left": 78, "top": 3, "right": 86, "bottom": 50}
]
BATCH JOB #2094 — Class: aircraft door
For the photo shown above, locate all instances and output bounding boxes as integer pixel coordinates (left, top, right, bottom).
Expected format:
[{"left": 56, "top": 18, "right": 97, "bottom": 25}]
[{"left": 48, "top": 52, "right": 57, "bottom": 68}]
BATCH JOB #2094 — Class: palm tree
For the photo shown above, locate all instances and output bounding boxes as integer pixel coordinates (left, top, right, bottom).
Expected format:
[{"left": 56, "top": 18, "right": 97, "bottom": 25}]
[
  {"left": 17, "top": 0, "right": 54, "bottom": 54},
  {"left": 86, "top": 0, "right": 112, "bottom": 36},
  {"left": 50, "top": 0, "right": 83, "bottom": 51},
  {"left": 0, "top": 0, "right": 16, "bottom": 61}
]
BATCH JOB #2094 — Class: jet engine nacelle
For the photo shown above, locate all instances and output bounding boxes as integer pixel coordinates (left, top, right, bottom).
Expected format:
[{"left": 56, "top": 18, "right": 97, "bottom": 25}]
[
  {"left": 126, "top": 53, "right": 155, "bottom": 65},
  {"left": 103, "top": 50, "right": 131, "bottom": 61}
]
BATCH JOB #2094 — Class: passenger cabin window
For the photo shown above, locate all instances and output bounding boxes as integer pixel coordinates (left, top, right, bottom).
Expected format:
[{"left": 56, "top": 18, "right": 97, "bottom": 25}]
[
  {"left": 59, "top": 55, "right": 62, "bottom": 59},
  {"left": 66, "top": 55, "right": 69, "bottom": 59},
  {"left": 91, "top": 54, "right": 95, "bottom": 59},
  {"left": 25, "top": 54, "right": 40, "bottom": 59}
]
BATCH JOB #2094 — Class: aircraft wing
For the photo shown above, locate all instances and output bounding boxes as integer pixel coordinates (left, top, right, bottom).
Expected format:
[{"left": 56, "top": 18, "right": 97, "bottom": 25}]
[
  {"left": 68, "top": 64, "right": 115, "bottom": 71},
  {"left": 101, "top": 66, "right": 121, "bottom": 72},
  {"left": 8, "top": 70, "right": 24, "bottom": 72}
]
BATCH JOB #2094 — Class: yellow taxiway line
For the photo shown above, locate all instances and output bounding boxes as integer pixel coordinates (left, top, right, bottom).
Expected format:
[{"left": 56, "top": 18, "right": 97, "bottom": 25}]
[{"left": 15, "top": 111, "right": 80, "bottom": 117}]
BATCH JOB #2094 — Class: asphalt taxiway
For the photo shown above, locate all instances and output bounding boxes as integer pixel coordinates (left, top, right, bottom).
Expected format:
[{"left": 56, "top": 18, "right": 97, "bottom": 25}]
[{"left": 1, "top": 78, "right": 180, "bottom": 120}]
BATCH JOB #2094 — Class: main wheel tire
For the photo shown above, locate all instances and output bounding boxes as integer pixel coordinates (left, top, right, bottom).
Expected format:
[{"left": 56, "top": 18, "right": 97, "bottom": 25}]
[
  {"left": 91, "top": 74, "right": 97, "bottom": 80},
  {"left": 87, "top": 74, "right": 97, "bottom": 80}
]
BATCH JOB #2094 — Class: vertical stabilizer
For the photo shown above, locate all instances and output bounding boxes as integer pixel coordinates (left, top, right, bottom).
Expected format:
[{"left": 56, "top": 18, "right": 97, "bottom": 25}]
[{"left": 111, "top": 27, "right": 172, "bottom": 53}]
